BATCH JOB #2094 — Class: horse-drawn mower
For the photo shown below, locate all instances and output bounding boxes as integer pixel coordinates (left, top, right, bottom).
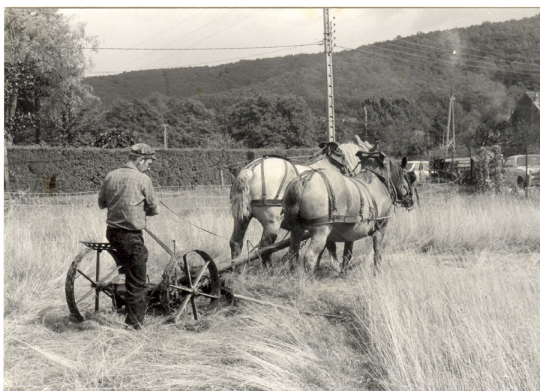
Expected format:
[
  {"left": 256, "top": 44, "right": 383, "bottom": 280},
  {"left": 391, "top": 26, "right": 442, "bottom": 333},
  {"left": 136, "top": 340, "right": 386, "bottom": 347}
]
[{"left": 65, "top": 230, "right": 295, "bottom": 323}]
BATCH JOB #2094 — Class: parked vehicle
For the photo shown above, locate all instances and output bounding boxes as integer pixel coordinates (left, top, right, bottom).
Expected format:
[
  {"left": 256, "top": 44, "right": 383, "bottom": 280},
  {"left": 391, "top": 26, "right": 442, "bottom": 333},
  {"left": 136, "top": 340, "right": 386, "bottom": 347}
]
[
  {"left": 503, "top": 154, "right": 540, "bottom": 188},
  {"left": 430, "top": 157, "right": 472, "bottom": 182},
  {"left": 405, "top": 160, "right": 430, "bottom": 181}
]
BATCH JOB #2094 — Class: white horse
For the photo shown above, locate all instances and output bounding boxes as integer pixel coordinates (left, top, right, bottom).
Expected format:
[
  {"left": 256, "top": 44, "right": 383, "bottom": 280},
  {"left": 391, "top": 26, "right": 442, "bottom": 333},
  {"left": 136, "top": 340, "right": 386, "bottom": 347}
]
[{"left": 229, "top": 136, "right": 372, "bottom": 266}]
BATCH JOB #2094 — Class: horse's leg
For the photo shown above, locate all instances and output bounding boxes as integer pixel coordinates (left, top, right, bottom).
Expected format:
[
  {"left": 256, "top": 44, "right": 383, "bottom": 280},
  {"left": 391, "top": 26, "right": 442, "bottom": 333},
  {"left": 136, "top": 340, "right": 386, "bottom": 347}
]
[
  {"left": 229, "top": 215, "right": 252, "bottom": 259},
  {"left": 326, "top": 240, "right": 341, "bottom": 272},
  {"left": 342, "top": 241, "right": 354, "bottom": 273},
  {"left": 286, "top": 224, "right": 305, "bottom": 271},
  {"left": 315, "top": 241, "right": 338, "bottom": 271},
  {"left": 258, "top": 220, "right": 280, "bottom": 269},
  {"left": 303, "top": 225, "right": 331, "bottom": 276},
  {"left": 372, "top": 228, "right": 385, "bottom": 276},
  {"left": 315, "top": 245, "right": 325, "bottom": 270},
  {"left": 252, "top": 206, "right": 282, "bottom": 268}
]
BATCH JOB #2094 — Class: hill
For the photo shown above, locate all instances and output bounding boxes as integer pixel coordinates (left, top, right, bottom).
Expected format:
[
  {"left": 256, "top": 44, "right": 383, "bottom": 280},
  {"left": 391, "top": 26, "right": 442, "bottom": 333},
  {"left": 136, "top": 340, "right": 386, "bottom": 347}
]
[{"left": 86, "top": 13, "right": 540, "bottom": 121}]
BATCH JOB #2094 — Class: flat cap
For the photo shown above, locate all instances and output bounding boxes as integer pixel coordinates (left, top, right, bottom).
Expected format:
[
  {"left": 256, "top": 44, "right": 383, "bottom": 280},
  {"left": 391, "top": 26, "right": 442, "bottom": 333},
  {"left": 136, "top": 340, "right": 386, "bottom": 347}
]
[{"left": 129, "top": 143, "right": 157, "bottom": 160}]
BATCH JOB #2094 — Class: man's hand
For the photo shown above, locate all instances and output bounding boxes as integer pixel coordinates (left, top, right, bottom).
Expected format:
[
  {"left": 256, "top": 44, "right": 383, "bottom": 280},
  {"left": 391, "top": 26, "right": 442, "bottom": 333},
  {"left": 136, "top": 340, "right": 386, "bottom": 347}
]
[{"left": 144, "top": 203, "right": 159, "bottom": 216}]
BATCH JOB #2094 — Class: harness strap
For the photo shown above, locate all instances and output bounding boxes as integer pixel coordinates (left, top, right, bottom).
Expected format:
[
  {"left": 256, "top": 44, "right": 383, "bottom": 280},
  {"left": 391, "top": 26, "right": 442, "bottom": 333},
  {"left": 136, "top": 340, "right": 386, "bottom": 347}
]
[
  {"left": 274, "top": 159, "right": 290, "bottom": 201},
  {"left": 313, "top": 169, "right": 338, "bottom": 221},
  {"left": 328, "top": 152, "right": 349, "bottom": 175},
  {"left": 297, "top": 168, "right": 360, "bottom": 225},
  {"left": 349, "top": 177, "right": 377, "bottom": 222},
  {"left": 251, "top": 199, "right": 283, "bottom": 207},
  {"left": 364, "top": 166, "right": 395, "bottom": 204},
  {"left": 261, "top": 156, "right": 267, "bottom": 201},
  {"left": 297, "top": 169, "right": 388, "bottom": 227},
  {"left": 253, "top": 155, "right": 301, "bottom": 207}
]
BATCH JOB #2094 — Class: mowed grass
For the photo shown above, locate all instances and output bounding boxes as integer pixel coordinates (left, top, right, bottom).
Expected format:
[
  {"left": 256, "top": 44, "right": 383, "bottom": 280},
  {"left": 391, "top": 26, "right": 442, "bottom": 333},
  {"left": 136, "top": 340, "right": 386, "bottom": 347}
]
[{"left": 3, "top": 185, "right": 540, "bottom": 390}]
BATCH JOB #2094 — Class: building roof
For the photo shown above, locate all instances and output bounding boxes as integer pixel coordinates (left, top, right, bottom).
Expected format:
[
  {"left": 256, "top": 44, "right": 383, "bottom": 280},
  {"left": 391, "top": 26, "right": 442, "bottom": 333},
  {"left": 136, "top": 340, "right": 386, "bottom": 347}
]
[{"left": 524, "top": 91, "right": 540, "bottom": 111}]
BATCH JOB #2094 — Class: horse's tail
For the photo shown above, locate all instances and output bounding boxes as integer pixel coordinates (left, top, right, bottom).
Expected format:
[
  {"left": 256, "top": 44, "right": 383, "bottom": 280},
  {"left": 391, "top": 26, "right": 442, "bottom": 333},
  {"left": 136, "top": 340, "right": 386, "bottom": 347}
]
[
  {"left": 230, "top": 168, "right": 254, "bottom": 221},
  {"left": 281, "top": 176, "right": 306, "bottom": 230}
]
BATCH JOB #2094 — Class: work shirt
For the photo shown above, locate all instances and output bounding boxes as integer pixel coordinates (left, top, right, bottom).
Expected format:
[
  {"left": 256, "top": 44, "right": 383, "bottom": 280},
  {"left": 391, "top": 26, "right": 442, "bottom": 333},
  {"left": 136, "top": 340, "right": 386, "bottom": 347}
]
[{"left": 98, "top": 162, "right": 159, "bottom": 231}]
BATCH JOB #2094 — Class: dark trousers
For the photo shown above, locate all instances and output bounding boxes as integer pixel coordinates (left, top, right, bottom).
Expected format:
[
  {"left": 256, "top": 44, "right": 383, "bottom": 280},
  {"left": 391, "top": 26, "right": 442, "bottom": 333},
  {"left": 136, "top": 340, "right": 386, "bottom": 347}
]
[{"left": 106, "top": 226, "right": 148, "bottom": 329}]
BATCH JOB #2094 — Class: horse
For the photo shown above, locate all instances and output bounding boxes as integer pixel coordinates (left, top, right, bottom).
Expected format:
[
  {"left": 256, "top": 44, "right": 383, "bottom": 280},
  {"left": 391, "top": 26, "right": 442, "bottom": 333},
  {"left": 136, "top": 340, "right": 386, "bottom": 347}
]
[
  {"left": 229, "top": 136, "right": 372, "bottom": 267},
  {"left": 281, "top": 145, "right": 417, "bottom": 276}
]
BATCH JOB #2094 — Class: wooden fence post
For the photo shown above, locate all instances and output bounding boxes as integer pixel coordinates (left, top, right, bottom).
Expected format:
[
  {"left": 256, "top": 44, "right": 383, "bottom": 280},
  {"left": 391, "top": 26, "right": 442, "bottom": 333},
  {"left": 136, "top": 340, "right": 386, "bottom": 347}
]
[{"left": 219, "top": 169, "right": 225, "bottom": 186}]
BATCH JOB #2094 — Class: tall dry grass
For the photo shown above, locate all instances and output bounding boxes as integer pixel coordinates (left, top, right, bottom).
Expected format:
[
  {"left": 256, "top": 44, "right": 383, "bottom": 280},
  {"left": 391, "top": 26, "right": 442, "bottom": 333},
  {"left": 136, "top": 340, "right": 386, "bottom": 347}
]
[{"left": 3, "top": 186, "right": 540, "bottom": 390}]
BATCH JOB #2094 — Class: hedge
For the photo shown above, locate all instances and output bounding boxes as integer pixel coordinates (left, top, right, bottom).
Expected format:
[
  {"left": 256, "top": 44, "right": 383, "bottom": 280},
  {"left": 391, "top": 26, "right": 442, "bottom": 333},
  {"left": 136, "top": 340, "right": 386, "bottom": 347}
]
[{"left": 6, "top": 146, "right": 318, "bottom": 193}]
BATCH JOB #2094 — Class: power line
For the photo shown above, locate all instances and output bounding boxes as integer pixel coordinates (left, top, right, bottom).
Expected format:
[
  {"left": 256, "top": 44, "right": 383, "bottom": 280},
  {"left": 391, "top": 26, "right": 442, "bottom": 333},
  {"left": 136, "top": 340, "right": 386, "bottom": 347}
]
[
  {"left": 397, "top": 28, "right": 540, "bottom": 64},
  {"left": 385, "top": 36, "right": 540, "bottom": 70},
  {"left": 6, "top": 43, "right": 320, "bottom": 51},
  {"left": 107, "top": 9, "right": 237, "bottom": 73},
  {"left": 378, "top": 40, "right": 540, "bottom": 74},
  {"left": 184, "top": 45, "right": 320, "bottom": 68},
  {"left": 336, "top": 44, "right": 540, "bottom": 81},
  {"left": 139, "top": 9, "right": 263, "bottom": 71},
  {"left": 358, "top": 44, "right": 540, "bottom": 77},
  {"left": 84, "top": 43, "right": 321, "bottom": 75},
  {"left": 94, "top": 9, "right": 208, "bottom": 65}
]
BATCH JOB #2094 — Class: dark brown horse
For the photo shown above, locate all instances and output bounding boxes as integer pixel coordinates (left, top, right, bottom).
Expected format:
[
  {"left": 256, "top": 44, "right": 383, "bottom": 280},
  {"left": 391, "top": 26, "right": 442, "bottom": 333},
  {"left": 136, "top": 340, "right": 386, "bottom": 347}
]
[{"left": 281, "top": 146, "right": 416, "bottom": 275}]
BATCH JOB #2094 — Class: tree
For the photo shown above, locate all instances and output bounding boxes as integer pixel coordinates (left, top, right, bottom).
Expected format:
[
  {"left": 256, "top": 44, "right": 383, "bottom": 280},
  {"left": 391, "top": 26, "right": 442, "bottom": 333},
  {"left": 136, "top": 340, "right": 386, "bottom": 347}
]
[
  {"left": 4, "top": 8, "right": 99, "bottom": 144},
  {"left": 94, "top": 128, "right": 143, "bottom": 148},
  {"left": 359, "top": 97, "right": 432, "bottom": 156},
  {"left": 104, "top": 97, "right": 165, "bottom": 147},
  {"left": 41, "top": 84, "right": 106, "bottom": 146},
  {"left": 225, "top": 94, "right": 315, "bottom": 148},
  {"left": 164, "top": 98, "right": 220, "bottom": 147}
]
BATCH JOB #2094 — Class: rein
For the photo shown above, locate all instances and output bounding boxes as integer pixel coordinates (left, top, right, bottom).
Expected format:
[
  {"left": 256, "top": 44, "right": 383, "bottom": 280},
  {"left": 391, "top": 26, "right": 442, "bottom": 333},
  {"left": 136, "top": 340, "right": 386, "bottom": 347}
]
[{"left": 362, "top": 162, "right": 414, "bottom": 210}]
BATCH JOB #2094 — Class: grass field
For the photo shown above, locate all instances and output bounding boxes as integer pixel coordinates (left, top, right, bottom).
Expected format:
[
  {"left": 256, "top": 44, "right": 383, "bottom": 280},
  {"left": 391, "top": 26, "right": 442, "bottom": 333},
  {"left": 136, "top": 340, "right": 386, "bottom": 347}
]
[{"left": 4, "top": 185, "right": 540, "bottom": 390}]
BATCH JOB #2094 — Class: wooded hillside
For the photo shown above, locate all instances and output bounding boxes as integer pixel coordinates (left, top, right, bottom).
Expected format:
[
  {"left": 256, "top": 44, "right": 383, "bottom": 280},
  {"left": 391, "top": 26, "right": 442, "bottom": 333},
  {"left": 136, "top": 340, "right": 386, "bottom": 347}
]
[
  {"left": 82, "top": 14, "right": 540, "bottom": 155},
  {"left": 87, "top": 14, "right": 540, "bottom": 117},
  {"left": 6, "top": 10, "right": 539, "bottom": 157}
]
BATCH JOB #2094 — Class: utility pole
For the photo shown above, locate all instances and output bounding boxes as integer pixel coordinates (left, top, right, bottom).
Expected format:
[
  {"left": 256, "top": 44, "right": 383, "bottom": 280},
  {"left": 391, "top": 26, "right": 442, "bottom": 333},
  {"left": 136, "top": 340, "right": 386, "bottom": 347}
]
[
  {"left": 444, "top": 92, "right": 456, "bottom": 158},
  {"left": 364, "top": 106, "right": 368, "bottom": 140},
  {"left": 323, "top": 9, "right": 335, "bottom": 142},
  {"left": 162, "top": 124, "right": 168, "bottom": 149}
]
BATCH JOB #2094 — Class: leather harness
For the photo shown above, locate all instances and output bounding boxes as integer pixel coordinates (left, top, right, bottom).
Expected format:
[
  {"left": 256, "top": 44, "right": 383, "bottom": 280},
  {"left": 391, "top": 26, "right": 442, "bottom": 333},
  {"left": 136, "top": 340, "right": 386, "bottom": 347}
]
[
  {"left": 249, "top": 144, "right": 358, "bottom": 208},
  {"left": 296, "top": 168, "right": 379, "bottom": 226},
  {"left": 319, "top": 141, "right": 357, "bottom": 176},
  {"left": 250, "top": 155, "right": 300, "bottom": 207}
]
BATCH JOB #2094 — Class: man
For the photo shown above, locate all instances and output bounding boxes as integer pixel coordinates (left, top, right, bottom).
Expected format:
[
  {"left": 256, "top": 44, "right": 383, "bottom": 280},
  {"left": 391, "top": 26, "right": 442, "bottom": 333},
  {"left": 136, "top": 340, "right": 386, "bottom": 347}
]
[{"left": 98, "top": 143, "right": 159, "bottom": 329}]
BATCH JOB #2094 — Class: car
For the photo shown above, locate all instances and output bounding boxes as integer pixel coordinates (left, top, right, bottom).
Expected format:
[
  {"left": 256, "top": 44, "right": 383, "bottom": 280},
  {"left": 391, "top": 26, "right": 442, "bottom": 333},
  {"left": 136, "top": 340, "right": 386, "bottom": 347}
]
[
  {"left": 503, "top": 154, "right": 540, "bottom": 188},
  {"left": 405, "top": 160, "right": 430, "bottom": 181}
]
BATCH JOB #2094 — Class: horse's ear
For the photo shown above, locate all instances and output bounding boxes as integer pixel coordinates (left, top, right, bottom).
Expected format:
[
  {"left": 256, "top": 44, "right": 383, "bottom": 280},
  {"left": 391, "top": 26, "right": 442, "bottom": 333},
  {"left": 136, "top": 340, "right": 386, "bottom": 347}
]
[
  {"left": 328, "top": 141, "right": 339, "bottom": 151},
  {"left": 379, "top": 151, "right": 386, "bottom": 162},
  {"left": 401, "top": 157, "right": 408, "bottom": 169},
  {"left": 370, "top": 141, "right": 379, "bottom": 152},
  {"left": 364, "top": 140, "right": 373, "bottom": 150},
  {"left": 355, "top": 135, "right": 363, "bottom": 145}
]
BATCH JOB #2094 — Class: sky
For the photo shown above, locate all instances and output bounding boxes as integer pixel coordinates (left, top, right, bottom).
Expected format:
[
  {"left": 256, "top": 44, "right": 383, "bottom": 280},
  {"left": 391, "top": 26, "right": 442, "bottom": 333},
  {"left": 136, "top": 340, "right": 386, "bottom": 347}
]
[{"left": 7, "top": 5, "right": 540, "bottom": 77}]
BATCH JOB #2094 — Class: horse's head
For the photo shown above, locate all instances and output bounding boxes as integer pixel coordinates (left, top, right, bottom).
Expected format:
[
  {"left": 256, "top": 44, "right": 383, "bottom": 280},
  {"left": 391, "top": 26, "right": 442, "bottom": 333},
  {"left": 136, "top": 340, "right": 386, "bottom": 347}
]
[{"left": 356, "top": 149, "right": 416, "bottom": 208}]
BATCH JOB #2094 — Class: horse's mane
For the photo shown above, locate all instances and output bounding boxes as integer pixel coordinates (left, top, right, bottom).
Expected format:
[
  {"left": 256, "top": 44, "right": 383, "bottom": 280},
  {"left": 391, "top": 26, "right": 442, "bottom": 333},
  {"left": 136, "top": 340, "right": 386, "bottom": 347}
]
[{"left": 386, "top": 158, "right": 405, "bottom": 188}]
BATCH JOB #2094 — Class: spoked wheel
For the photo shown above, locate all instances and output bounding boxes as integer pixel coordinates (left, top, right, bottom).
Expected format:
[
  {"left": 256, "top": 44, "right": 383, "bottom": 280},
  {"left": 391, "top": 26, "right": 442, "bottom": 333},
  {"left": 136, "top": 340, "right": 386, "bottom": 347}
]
[
  {"left": 65, "top": 243, "right": 122, "bottom": 322},
  {"left": 160, "top": 250, "right": 221, "bottom": 322}
]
